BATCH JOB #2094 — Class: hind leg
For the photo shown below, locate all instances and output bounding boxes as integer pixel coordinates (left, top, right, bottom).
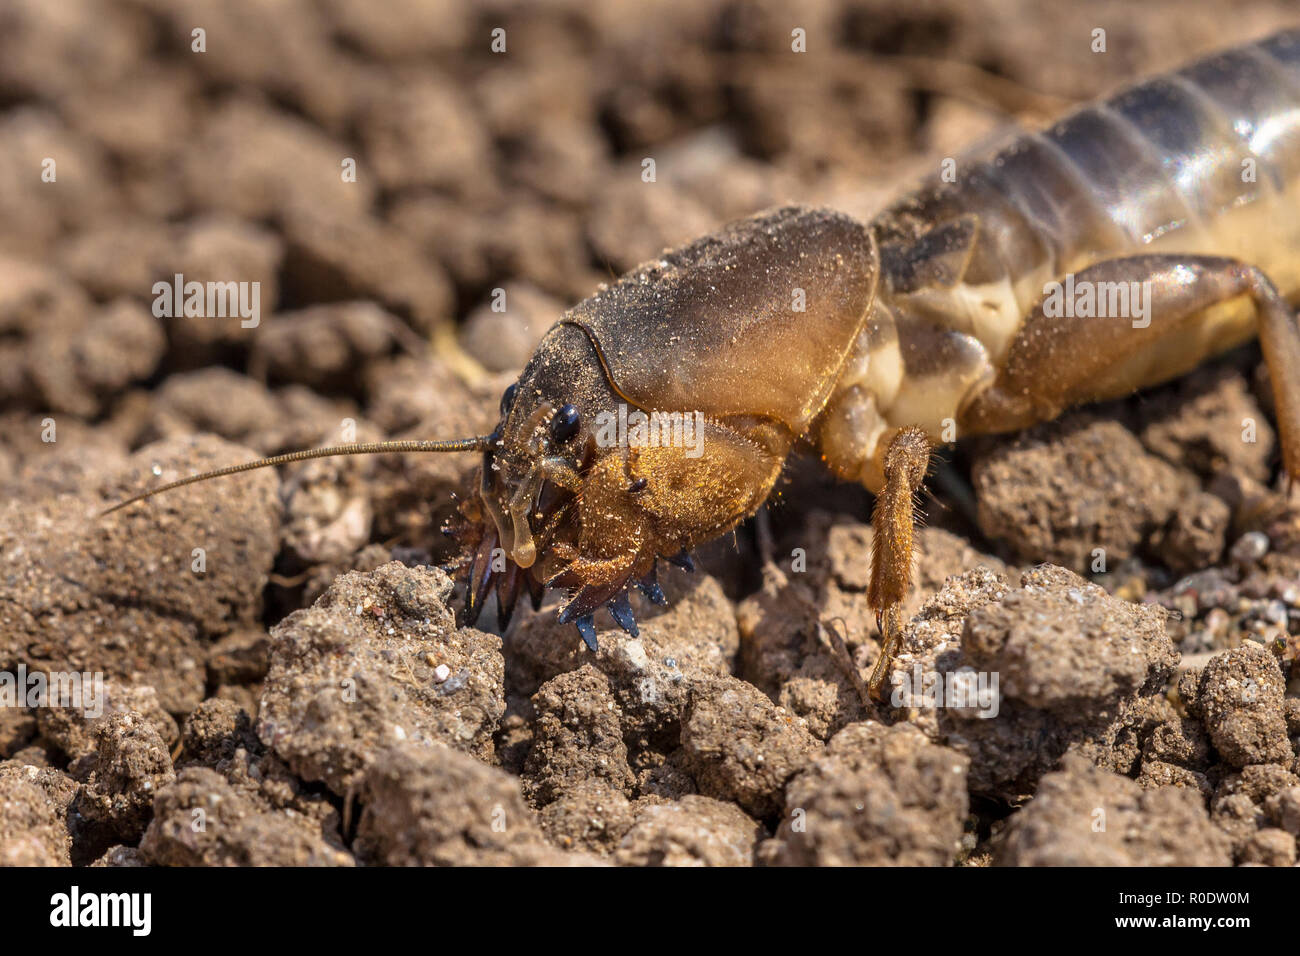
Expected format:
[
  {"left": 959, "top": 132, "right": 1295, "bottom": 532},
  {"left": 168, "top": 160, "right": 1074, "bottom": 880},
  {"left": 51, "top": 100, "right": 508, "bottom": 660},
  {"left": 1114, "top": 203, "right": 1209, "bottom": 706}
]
[{"left": 960, "top": 255, "right": 1300, "bottom": 488}]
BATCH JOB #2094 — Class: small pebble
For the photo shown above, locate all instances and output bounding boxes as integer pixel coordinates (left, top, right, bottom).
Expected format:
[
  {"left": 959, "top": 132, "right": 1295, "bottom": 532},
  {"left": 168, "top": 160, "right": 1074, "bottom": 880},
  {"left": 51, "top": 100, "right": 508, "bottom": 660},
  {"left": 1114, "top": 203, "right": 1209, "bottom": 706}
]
[{"left": 1230, "top": 531, "right": 1270, "bottom": 565}]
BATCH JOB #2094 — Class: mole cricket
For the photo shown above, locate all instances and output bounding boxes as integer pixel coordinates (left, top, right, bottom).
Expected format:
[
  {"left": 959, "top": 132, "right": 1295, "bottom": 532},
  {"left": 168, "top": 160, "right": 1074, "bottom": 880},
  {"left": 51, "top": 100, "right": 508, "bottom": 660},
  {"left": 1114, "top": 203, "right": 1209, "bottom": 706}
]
[{"left": 107, "top": 29, "right": 1300, "bottom": 697}]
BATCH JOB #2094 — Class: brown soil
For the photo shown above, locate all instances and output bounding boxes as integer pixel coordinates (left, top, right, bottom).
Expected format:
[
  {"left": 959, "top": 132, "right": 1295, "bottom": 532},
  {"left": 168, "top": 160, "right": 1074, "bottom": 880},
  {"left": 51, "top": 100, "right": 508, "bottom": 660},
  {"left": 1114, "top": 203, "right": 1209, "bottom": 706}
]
[{"left": 2, "top": 0, "right": 1299, "bottom": 867}]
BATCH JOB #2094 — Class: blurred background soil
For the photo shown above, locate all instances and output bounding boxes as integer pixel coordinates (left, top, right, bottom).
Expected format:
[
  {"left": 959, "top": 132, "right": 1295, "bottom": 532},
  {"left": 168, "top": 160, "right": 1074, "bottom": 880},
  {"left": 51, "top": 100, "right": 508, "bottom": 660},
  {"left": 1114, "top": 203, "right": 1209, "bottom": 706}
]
[{"left": 2, "top": 0, "right": 1300, "bottom": 867}]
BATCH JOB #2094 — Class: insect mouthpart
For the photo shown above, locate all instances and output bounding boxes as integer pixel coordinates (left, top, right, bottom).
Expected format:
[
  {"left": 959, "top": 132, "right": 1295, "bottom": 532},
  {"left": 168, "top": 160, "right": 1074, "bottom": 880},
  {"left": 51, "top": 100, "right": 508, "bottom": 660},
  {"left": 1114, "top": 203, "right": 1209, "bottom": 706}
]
[
  {"left": 479, "top": 398, "right": 592, "bottom": 571},
  {"left": 503, "top": 470, "right": 544, "bottom": 568},
  {"left": 462, "top": 443, "right": 585, "bottom": 634},
  {"left": 487, "top": 453, "right": 583, "bottom": 570}
]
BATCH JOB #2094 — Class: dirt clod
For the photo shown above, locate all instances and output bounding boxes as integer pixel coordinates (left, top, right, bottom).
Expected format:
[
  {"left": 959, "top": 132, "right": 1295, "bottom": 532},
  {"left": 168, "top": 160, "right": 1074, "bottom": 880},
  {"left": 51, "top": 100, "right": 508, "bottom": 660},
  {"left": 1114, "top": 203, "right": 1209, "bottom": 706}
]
[
  {"left": 893, "top": 565, "right": 1178, "bottom": 798},
  {"left": 354, "top": 742, "right": 600, "bottom": 866},
  {"left": 996, "top": 754, "right": 1232, "bottom": 866},
  {"left": 0, "top": 767, "right": 72, "bottom": 866},
  {"left": 973, "top": 416, "right": 1190, "bottom": 572},
  {"left": 258, "top": 562, "right": 504, "bottom": 795},
  {"left": 523, "top": 665, "right": 636, "bottom": 805},
  {"left": 680, "top": 675, "right": 820, "bottom": 819},
  {"left": 616, "top": 795, "right": 761, "bottom": 867},
  {"left": 764, "top": 721, "right": 969, "bottom": 866},
  {"left": 1181, "top": 643, "right": 1292, "bottom": 769},
  {"left": 141, "top": 767, "right": 353, "bottom": 867},
  {"left": 74, "top": 712, "right": 176, "bottom": 852}
]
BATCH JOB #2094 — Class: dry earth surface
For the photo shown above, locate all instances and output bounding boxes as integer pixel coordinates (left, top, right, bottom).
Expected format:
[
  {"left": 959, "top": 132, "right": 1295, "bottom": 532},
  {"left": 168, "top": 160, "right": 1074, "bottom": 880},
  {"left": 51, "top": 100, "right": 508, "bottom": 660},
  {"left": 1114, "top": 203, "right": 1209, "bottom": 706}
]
[{"left": 1, "top": 0, "right": 1299, "bottom": 867}]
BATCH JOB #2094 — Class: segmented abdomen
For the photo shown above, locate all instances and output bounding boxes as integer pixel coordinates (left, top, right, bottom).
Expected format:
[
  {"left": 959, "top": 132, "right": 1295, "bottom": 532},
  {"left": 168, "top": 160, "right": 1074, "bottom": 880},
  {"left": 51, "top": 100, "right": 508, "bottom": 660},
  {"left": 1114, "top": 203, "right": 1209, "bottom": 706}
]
[
  {"left": 882, "top": 29, "right": 1300, "bottom": 323},
  {"left": 822, "top": 29, "right": 1300, "bottom": 489},
  {"left": 997, "top": 28, "right": 1300, "bottom": 294}
]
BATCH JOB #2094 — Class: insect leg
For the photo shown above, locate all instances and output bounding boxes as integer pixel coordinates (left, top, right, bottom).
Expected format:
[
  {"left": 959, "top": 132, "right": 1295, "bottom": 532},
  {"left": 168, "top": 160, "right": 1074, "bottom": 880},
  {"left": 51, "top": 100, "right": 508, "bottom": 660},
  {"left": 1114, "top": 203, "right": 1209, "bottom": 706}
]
[
  {"left": 960, "top": 255, "right": 1300, "bottom": 490},
  {"left": 548, "top": 416, "right": 792, "bottom": 636},
  {"left": 867, "top": 425, "right": 932, "bottom": 699}
]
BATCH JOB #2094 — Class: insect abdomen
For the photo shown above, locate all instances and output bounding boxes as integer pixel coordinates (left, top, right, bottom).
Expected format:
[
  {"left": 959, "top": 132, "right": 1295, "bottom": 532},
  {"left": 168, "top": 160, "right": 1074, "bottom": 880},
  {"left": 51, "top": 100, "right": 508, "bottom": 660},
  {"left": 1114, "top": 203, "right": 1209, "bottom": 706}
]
[
  {"left": 955, "top": 28, "right": 1300, "bottom": 329},
  {"left": 819, "top": 28, "right": 1300, "bottom": 491}
]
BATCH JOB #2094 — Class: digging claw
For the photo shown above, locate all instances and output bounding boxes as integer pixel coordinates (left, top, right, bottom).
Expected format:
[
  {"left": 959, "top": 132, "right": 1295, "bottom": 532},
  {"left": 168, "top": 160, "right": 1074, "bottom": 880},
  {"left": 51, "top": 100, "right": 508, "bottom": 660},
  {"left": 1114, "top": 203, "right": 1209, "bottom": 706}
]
[
  {"left": 609, "top": 594, "right": 639, "bottom": 637},
  {"left": 526, "top": 573, "right": 545, "bottom": 612},
  {"left": 667, "top": 549, "right": 695, "bottom": 572},
  {"left": 635, "top": 567, "right": 667, "bottom": 606},
  {"left": 574, "top": 614, "right": 599, "bottom": 652}
]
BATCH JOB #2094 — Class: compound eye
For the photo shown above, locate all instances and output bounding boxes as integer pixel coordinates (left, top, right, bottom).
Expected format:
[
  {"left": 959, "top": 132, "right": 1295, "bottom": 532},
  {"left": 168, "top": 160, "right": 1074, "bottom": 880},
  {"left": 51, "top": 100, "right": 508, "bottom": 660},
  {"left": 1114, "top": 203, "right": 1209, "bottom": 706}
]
[
  {"left": 550, "top": 404, "right": 581, "bottom": 444},
  {"left": 499, "top": 383, "right": 518, "bottom": 417}
]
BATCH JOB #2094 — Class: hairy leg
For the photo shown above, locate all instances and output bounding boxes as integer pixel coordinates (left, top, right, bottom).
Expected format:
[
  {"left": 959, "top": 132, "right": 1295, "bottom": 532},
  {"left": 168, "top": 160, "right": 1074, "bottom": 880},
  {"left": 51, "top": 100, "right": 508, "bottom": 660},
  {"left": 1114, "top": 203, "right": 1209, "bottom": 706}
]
[{"left": 867, "top": 426, "right": 932, "bottom": 699}]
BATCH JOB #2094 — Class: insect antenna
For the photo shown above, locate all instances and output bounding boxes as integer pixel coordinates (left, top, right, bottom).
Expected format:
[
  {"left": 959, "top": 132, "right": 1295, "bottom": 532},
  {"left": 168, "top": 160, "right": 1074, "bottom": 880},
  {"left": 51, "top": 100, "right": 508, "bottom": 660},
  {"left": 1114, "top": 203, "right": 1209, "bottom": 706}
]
[{"left": 101, "top": 437, "right": 491, "bottom": 516}]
